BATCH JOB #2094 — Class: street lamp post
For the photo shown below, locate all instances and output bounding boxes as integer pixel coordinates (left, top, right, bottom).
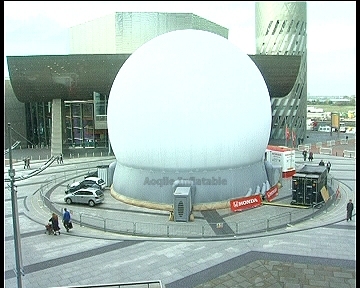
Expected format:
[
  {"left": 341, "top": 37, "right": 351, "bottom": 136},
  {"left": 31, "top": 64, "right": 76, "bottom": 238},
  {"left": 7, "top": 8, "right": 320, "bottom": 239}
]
[{"left": 7, "top": 123, "right": 24, "bottom": 288}]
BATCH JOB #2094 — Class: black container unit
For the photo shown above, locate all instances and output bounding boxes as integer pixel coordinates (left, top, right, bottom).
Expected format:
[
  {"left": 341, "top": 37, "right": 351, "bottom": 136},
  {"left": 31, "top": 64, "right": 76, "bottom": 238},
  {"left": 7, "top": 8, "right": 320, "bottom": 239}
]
[{"left": 291, "top": 165, "right": 328, "bottom": 206}]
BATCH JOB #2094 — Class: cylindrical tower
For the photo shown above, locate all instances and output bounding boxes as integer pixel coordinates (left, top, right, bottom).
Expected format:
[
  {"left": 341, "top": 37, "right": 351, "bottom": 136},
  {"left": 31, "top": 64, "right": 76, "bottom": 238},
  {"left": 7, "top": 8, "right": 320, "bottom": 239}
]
[{"left": 255, "top": 2, "right": 307, "bottom": 145}]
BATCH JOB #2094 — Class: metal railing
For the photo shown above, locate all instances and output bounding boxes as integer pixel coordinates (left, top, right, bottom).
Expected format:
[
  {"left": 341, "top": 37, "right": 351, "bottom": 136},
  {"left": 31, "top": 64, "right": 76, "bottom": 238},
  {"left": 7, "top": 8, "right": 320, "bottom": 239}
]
[
  {"left": 5, "top": 149, "right": 115, "bottom": 163},
  {"left": 34, "top": 172, "right": 345, "bottom": 239},
  {"left": 52, "top": 280, "right": 163, "bottom": 288},
  {"left": 343, "top": 150, "right": 356, "bottom": 158},
  {"left": 30, "top": 171, "right": 350, "bottom": 288}
]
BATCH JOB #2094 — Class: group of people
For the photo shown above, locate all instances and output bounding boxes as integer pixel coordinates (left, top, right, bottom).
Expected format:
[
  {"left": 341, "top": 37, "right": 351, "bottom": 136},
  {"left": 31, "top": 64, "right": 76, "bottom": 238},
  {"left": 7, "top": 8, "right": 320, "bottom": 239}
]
[
  {"left": 47, "top": 208, "right": 72, "bottom": 235},
  {"left": 318, "top": 159, "right": 331, "bottom": 172},
  {"left": 23, "top": 157, "right": 31, "bottom": 169},
  {"left": 302, "top": 150, "right": 313, "bottom": 162},
  {"left": 24, "top": 154, "right": 63, "bottom": 169},
  {"left": 57, "top": 153, "right": 64, "bottom": 164},
  {"left": 304, "top": 152, "right": 353, "bottom": 222},
  {"left": 302, "top": 150, "right": 332, "bottom": 173}
]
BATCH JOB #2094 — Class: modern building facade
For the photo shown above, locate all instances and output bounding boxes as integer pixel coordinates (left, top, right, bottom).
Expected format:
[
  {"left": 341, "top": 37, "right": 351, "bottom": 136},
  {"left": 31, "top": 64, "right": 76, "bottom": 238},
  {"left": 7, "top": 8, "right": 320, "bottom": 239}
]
[
  {"left": 255, "top": 2, "right": 307, "bottom": 141},
  {"left": 5, "top": 12, "right": 228, "bottom": 154},
  {"left": 69, "top": 12, "right": 228, "bottom": 54},
  {"left": 5, "top": 3, "right": 306, "bottom": 155}
]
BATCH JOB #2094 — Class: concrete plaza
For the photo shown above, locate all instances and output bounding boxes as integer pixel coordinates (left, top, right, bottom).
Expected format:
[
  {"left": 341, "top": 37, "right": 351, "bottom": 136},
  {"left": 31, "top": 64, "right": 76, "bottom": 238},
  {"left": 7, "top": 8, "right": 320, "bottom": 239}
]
[{"left": 4, "top": 133, "right": 356, "bottom": 287}]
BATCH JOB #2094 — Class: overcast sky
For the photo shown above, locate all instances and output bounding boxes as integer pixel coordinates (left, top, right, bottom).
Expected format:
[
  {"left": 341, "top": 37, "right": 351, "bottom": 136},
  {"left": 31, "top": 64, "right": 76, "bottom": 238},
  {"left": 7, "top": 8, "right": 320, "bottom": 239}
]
[{"left": 4, "top": 1, "right": 356, "bottom": 97}]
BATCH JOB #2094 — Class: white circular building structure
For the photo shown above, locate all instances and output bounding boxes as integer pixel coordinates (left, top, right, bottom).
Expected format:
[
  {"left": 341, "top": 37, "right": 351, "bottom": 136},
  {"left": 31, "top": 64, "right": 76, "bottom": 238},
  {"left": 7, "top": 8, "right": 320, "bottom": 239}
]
[{"left": 107, "top": 29, "right": 272, "bottom": 210}]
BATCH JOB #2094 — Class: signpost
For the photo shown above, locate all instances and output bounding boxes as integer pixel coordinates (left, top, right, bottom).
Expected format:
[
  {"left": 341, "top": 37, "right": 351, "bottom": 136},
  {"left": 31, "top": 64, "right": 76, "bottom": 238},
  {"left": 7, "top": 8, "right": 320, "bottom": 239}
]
[{"left": 7, "top": 123, "right": 24, "bottom": 288}]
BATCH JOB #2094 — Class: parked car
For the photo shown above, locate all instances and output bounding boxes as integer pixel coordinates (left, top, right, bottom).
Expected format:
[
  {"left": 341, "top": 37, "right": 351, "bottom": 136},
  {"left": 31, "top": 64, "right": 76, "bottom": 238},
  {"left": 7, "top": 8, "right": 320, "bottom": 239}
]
[
  {"left": 84, "top": 170, "right": 98, "bottom": 179},
  {"left": 64, "top": 187, "right": 105, "bottom": 207},
  {"left": 65, "top": 177, "right": 106, "bottom": 194},
  {"left": 346, "top": 127, "right": 356, "bottom": 134},
  {"left": 318, "top": 125, "right": 335, "bottom": 132}
]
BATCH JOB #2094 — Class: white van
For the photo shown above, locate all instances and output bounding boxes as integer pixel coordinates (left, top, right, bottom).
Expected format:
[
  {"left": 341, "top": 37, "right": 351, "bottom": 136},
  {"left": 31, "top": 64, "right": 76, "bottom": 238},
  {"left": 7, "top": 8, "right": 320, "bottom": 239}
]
[
  {"left": 318, "top": 126, "right": 335, "bottom": 132},
  {"left": 339, "top": 122, "right": 346, "bottom": 133}
]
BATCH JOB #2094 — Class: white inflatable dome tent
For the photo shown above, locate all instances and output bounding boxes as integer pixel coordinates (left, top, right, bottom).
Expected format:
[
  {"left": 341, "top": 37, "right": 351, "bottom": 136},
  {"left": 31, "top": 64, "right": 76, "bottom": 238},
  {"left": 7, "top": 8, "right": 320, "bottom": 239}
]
[{"left": 107, "top": 29, "right": 272, "bottom": 211}]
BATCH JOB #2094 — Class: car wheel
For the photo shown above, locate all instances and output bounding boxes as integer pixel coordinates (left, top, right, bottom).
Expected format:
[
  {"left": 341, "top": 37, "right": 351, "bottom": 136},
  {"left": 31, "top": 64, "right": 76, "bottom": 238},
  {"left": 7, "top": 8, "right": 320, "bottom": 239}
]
[
  {"left": 88, "top": 200, "right": 95, "bottom": 207},
  {"left": 66, "top": 198, "right": 72, "bottom": 204}
]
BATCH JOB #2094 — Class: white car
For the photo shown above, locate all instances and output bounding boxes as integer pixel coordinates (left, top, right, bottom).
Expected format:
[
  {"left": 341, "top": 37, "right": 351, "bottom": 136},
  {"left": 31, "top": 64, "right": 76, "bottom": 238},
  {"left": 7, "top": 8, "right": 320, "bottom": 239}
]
[
  {"left": 65, "top": 177, "right": 106, "bottom": 194},
  {"left": 84, "top": 177, "right": 106, "bottom": 190},
  {"left": 318, "top": 126, "right": 335, "bottom": 132},
  {"left": 64, "top": 187, "right": 105, "bottom": 207}
]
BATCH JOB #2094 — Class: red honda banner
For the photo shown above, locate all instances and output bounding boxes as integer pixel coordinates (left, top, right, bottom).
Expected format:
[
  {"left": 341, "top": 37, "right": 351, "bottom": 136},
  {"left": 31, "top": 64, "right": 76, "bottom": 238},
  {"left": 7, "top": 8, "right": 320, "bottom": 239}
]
[
  {"left": 230, "top": 194, "right": 262, "bottom": 212},
  {"left": 265, "top": 185, "right": 279, "bottom": 202}
]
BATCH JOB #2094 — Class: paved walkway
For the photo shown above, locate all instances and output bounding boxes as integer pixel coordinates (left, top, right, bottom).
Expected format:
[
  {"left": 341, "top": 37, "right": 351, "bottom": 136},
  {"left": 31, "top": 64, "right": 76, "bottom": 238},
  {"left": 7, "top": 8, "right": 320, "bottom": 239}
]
[
  {"left": 6, "top": 131, "right": 356, "bottom": 164},
  {"left": 4, "top": 135, "right": 356, "bottom": 288}
]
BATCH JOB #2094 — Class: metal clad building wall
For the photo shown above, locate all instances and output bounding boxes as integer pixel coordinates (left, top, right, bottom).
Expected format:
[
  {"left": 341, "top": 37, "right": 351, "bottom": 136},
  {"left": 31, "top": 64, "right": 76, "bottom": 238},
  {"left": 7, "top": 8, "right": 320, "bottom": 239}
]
[
  {"left": 115, "top": 12, "right": 228, "bottom": 54},
  {"left": 7, "top": 54, "right": 131, "bottom": 102},
  {"left": 71, "top": 12, "right": 228, "bottom": 55},
  {"left": 191, "top": 14, "right": 228, "bottom": 38},
  {"left": 255, "top": 2, "right": 307, "bottom": 142},
  {"left": 70, "top": 13, "right": 116, "bottom": 54}
]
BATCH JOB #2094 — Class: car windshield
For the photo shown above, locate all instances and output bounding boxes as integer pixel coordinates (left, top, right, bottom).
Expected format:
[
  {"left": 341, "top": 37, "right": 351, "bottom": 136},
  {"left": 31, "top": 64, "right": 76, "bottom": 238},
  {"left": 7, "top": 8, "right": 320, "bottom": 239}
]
[
  {"left": 98, "top": 179, "right": 105, "bottom": 185},
  {"left": 70, "top": 182, "right": 80, "bottom": 187},
  {"left": 95, "top": 190, "right": 104, "bottom": 196}
]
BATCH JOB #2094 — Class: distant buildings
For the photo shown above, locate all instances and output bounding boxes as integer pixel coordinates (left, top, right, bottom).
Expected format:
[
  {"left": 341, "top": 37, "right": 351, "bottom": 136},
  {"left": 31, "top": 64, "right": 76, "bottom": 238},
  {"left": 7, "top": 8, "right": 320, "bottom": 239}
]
[{"left": 307, "top": 95, "right": 355, "bottom": 103}]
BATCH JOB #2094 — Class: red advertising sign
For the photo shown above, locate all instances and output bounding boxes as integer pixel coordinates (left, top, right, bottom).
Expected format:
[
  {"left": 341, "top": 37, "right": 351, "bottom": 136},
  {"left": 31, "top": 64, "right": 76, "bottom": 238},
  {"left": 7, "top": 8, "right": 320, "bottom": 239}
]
[
  {"left": 265, "top": 185, "right": 279, "bottom": 202},
  {"left": 230, "top": 194, "right": 262, "bottom": 212}
]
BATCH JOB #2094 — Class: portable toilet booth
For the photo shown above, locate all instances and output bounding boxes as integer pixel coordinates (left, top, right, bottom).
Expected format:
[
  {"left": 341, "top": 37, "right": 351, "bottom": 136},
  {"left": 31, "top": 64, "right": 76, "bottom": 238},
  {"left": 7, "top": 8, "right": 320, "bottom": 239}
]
[
  {"left": 97, "top": 165, "right": 110, "bottom": 187},
  {"left": 291, "top": 165, "right": 328, "bottom": 206},
  {"left": 173, "top": 186, "right": 192, "bottom": 222}
]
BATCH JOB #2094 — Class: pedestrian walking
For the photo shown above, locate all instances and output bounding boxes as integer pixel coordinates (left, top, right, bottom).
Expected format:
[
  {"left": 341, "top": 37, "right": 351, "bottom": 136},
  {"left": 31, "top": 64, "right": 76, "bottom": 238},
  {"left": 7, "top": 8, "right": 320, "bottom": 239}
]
[
  {"left": 26, "top": 157, "right": 31, "bottom": 169},
  {"left": 49, "top": 213, "right": 60, "bottom": 235},
  {"left": 308, "top": 151, "right": 313, "bottom": 162},
  {"left": 62, "top": 208, "right": 71, "bottom": 232},
  {"left": 60, "top": 153, "right": 63, "bottom": 164},
  {"left": 346, "top": 199, "right": 354, "bottom": 221},
  {"left": 302, "top": 150, "right": 307, "bottom": 161},
  {"left": 319, "top": 159, "right": 325, "bottom": 166},
  {"left": 23, "top": 158, "right": 27, "bottom": 169},
  {"left": 326, "top": 161, "right": 331, "bottom": 173}
]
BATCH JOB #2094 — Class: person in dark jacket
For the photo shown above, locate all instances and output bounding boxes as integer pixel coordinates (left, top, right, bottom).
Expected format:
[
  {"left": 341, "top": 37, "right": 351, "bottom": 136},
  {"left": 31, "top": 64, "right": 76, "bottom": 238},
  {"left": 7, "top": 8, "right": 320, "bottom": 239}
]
[
  {"left": 347, "top": 199, "right": 354, "bottom": 221},
  {"left": 302, "top": 150, "right": 307, "bottom": 161},
  {"left": 49, "top": 213, "right": 60, "bottom": 235},
  {"left": 326, "top": 161, "right": 331, "bottom": 173},
  {"left": 308, "top": 151, "right": 313, "bottom": 161},
  {"left": 62, "top": 208, "right": 71, "bottom": 232},
  {"left": 319, "top": 159, "right": 325, "bottom": 166}
]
